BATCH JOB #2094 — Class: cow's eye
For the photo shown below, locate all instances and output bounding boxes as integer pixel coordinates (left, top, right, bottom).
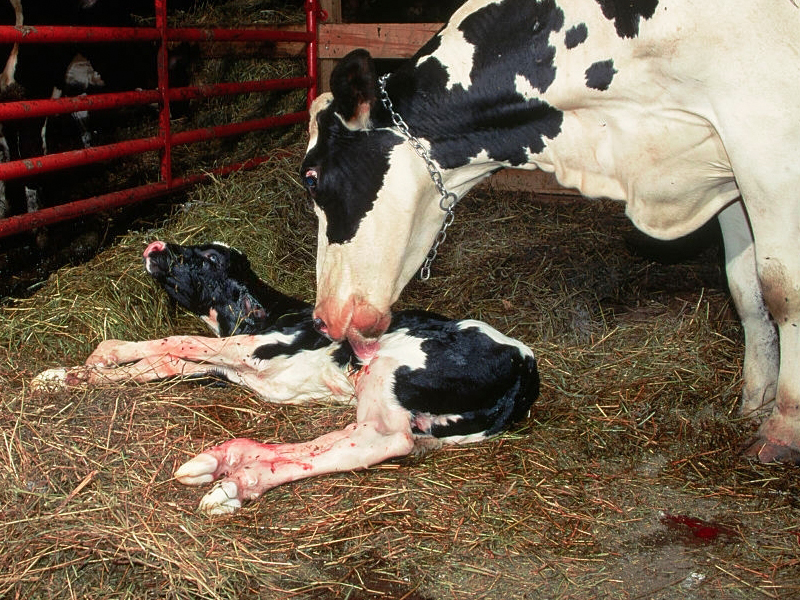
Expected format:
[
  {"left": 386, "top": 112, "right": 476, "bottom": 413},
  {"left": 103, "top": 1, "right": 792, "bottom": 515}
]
[{"left": 303, "top": 169, "right": 318, "bottom": 196}]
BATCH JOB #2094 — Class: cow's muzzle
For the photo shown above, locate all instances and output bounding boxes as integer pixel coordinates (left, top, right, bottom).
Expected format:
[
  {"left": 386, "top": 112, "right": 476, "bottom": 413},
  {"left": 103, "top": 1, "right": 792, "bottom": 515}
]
[{"left": 313, "top": 297, "right": 391, "bottom": 359}]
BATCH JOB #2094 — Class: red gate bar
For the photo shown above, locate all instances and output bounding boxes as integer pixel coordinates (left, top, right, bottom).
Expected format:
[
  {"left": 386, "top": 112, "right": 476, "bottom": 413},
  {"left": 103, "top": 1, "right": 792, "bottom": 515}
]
[
  {"left": 305, "top": 0, "right": 322, "bottom": 106},
  {"left": 156, "top": 0, "right": 173, "bottom": 185},
  {"left": 0, "top": 110, "right": 307, "bottom": 181},
  {"left": 0, "top": 26, "right": 314, "bottom": 44},
  {"left": 0, "top": 78, "right": 312, "bottom": 123},
  {"left": 0, "top": 0, "right": 323, "bottom": 239},
  {"left": 0, "top": 152, "right": 295, "bottom": 238}
]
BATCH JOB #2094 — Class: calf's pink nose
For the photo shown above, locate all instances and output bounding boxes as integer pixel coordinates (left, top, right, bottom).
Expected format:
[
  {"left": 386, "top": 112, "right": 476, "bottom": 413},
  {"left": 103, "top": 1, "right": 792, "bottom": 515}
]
[{"left": 143, "top": 240, "right": 166, "bottom": 258}]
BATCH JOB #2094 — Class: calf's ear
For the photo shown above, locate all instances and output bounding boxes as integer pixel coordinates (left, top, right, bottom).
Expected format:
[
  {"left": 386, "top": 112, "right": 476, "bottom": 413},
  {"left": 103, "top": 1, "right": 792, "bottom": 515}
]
[{"left": 330, "top": 49, "right": 378, "bottom": 130}]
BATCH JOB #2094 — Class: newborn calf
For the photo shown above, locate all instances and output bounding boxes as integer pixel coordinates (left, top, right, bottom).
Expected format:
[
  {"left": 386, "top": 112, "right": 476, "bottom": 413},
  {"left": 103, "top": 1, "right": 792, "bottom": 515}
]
[{"left": 36, "top": 241, "right": 539, "bottom": 514}]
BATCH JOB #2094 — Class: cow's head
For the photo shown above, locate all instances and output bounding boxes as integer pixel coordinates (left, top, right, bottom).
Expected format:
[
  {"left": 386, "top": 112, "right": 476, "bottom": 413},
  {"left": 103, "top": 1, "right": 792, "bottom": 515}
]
[{"left": 301, "top": 50, "right": 455, "bottom": 357}]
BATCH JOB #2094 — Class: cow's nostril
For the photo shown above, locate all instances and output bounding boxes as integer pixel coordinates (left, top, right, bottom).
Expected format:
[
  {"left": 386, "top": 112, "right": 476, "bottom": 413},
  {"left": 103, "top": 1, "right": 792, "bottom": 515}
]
[{"left": 313, "top": 317, "right": 327, "bottom": 334}]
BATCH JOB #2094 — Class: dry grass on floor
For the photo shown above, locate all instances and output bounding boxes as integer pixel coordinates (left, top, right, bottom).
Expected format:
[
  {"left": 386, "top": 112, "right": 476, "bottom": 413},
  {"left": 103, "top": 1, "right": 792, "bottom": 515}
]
[{"left": 1, "top": 152, "right": 799, "bottom": 599}]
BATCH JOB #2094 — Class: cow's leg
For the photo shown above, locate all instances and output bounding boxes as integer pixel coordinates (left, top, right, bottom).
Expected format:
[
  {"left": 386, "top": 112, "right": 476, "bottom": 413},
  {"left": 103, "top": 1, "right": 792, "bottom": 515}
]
[
  {"left": 740, "top": 202, "right": 800, "bottom": 463},
  {"left": 717, "top": 201, "right": 779, "bottom": 415},
  {"left": 72, "top": 104, "right": 93, "bottom": 149},
  {"left": 175, "top": 357, "right": 415, "bottom": 514}
]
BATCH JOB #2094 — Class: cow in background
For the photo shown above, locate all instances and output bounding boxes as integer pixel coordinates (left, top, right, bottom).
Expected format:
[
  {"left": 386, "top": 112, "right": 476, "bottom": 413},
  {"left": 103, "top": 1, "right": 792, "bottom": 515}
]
[
  {"left": 0, "top": 0, "right": 197, "bottom": 223},
  {"left": 0, "top": 0, "right": 109, "bottom": 220}
]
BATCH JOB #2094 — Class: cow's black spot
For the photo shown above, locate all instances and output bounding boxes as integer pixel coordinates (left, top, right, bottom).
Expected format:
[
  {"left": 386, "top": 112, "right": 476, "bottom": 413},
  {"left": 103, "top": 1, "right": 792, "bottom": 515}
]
[
  {"left": 392, "top": 321, "right": 538, "bottom": 438},
  {"left": 252, "top": 322, "right": 331, "bottom": 361},
  {"left": 565, "top": 23, "right": 588, "bottom": 48},
  {"left": 594, "top": 0, "right": 658, "bottom": 38},
  {"left": 301, "top": 106, "right": 403, "bottom": 244},
  {"left": 461, "top": 0, "right": 564, "bottom": 94},
  {"left": 388, "top": 0, "right": 565, "bottom": 170},
  {"left": 585, "top": 59, "right": 616, "bottom": 91}
]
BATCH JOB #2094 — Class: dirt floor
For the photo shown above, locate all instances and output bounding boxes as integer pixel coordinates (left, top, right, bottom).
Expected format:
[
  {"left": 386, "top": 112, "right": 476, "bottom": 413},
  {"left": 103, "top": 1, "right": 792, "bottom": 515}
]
[{"left": 1, "top": 154, "right": 798, "bottom": 599}]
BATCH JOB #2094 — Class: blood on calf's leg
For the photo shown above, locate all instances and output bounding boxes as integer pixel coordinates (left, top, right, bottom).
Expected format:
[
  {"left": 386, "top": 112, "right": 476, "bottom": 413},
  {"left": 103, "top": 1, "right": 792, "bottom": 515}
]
[{"left": 175, "top": 420, "right": 415, "bottom": 515}]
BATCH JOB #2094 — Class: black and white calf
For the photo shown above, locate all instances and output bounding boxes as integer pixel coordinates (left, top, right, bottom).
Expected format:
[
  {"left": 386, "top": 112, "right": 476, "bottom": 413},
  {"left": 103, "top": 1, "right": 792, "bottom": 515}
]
[{"left": 35, "top": 241, "right": 538, "bottom": 514}]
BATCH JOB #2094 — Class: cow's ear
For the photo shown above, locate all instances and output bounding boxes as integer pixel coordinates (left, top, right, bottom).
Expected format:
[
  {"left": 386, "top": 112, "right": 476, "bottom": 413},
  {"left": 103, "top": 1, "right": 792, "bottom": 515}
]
[{"left": 330, "top": 49, "right": 378, "bottom": 130}]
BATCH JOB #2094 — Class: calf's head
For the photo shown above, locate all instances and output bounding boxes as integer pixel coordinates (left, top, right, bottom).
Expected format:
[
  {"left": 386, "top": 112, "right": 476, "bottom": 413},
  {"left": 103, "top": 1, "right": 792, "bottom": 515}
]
[
  {"left": 300, "top": 50, "right": 452, "bottom": 356},
  {"left": 143, "top": 241, "right": 268, "bottom": 336}
]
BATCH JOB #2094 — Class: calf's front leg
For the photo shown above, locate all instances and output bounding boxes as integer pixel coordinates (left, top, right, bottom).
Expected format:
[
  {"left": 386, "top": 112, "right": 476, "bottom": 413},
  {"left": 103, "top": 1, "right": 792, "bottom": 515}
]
[
  {"left": 34, "top": 355, "right": 220, "bottom": 389},
  {"left": 84, "top": 335, "right": 256, "bottom": 368}
]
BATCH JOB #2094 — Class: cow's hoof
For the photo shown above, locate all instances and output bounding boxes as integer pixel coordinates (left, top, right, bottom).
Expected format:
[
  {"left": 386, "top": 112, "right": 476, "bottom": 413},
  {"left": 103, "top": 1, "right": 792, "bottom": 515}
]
[
  {"left": 743, "top": 438, "right": 800, "bottom": 465},
  {"left": 174, "top": 453, "right": 218, "bottom": 486},
  {"left": 199, "top": 480, "right": 241, "bottom": 515},
  {"left": 31, "top": 368, "right": 68, "bottom": 391}
]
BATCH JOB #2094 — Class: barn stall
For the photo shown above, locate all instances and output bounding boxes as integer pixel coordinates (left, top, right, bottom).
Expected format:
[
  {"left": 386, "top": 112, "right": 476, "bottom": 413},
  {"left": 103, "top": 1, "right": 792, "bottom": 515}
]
[
  {"left": 1, "top": 1, "right": 799, "bottom": 598},
  {"left": 0, "top": 0, "right": 317, "bottom": 296}
]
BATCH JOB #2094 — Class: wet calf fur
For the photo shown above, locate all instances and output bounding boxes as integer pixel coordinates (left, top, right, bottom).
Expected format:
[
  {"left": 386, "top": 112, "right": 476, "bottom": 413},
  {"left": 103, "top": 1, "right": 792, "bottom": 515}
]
[{"left": 34, "top": 241, "right": 538, "bottom": 514}]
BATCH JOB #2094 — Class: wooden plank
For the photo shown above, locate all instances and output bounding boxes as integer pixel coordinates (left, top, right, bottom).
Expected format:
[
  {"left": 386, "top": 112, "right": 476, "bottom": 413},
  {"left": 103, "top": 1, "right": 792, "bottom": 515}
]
[
  {"left": 318, "top": 0, "right": 343, "bottom": 94},
  {"left": 200, "top": 38, "right": 305, "bottom": 59},
  {"left": 238, "top": 22, "right": 442, "bottom": 61},
  {"left": 319, "top": 23, "right": 442, "bottom": 59},
  {"left": 321, "top": 0, "right": 342, "bottom": 24}
]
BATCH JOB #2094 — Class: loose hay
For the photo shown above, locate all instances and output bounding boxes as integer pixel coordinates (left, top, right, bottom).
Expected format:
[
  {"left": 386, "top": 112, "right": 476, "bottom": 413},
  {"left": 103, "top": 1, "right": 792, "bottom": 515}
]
[
  {"left": 2, "top": 146, "right": 800, "bottom": 599},
  {"left": 2, "top": 13, "right": 800, "bottom": 597},
  {"left": 2, "top": 151, "right": 798, "bottom": 598}
]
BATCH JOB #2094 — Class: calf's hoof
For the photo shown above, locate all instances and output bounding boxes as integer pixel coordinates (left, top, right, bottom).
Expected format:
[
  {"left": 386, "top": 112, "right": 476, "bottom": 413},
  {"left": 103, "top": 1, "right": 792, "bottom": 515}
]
[
  {"left": 31, "top": 368, "right": 68, "bottom": 392},
  {"left": 174, "top": 453, "right": 217, "bottom": 486},
  {"left": 199, "top": 481, "right": 242, "bottom": 515},
  {"left": 175, "top": 453, "right": 242, "bottom": 515}
]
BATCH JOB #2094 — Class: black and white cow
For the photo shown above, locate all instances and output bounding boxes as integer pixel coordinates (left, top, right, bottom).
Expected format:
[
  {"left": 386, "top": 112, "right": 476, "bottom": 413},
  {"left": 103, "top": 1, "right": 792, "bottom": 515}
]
[
  {"left": 300, "top": 0, "right": 800, "bottom": 463},
  {"left": 0, "top": 0, "right": 197, "bottom": 220},
  {"left": 0, "top": 0, "right": 110, "bottom": 219},
  {"left": 34, "top": 241, "right": 538, "bottom": 514}
]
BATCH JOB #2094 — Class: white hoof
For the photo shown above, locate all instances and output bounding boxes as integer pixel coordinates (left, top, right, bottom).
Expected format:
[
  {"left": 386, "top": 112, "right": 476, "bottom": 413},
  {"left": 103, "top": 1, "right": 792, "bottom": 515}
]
[
  {"left": 31, "top": 368, "right": 68, "bottom": 391},
  {"left": 174, "top": 453, "right": 218, "bottom": 486},
  {"left": 199, "top": 480, "right": 241, "bottom": 515}
]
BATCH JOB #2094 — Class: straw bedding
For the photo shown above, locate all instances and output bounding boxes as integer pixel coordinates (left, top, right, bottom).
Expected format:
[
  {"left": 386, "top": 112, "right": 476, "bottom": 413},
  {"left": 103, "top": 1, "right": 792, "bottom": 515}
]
[
  {"left": 1, "top": 147, "right": 798, "bottom": 598},
  {"left": 1, "top": 1, "right": 799, "bottom": 598}
]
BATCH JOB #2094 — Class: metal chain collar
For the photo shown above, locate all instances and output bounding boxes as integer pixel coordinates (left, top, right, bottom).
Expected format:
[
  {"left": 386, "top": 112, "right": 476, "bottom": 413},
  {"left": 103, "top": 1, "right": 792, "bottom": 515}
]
[{"left": 378, "top": 73, "right": 458, "bottom": 281}]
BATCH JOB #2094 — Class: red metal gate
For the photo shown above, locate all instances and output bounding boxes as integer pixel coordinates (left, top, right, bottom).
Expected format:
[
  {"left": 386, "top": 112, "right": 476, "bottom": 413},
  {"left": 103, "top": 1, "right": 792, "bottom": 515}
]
[{"left": 0, "top": 0, "right": 322, "bottom": 239}]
